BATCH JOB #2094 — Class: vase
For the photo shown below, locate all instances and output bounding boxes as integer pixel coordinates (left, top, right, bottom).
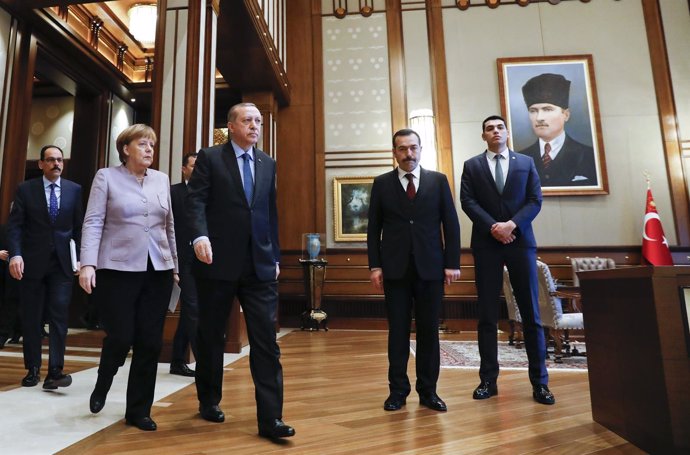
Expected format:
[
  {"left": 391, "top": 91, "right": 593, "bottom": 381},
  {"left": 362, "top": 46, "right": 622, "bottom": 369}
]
[{"left": 306, "top": 234, "right": 321, "bottom": 260}]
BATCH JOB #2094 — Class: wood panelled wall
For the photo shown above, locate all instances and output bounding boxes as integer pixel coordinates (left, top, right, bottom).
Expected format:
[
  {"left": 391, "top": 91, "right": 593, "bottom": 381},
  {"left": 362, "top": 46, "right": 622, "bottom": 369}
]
[
  {"left": 278, "top": 248, "right": 690, "bottom": 329},
  {"left": 273, "top": 1, "right": 690, "bottom": 328}
]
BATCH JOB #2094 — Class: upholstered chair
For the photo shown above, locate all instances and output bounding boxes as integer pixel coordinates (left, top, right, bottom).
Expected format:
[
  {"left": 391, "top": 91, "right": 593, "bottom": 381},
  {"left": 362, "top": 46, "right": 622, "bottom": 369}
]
[
  {"left": 536, "top": 261, "right": 585, "bottom": 362},
  {"left": 502, "top": 267, "right": 522, "bottom": 347},
  {"left": 570, "top": 257, "right": 616, "bottom": 287}
]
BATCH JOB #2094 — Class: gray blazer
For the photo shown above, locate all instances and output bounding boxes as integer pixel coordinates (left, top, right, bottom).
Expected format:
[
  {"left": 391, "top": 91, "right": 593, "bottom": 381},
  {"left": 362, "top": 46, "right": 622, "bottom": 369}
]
[{"left": 81, "top": 165, "right": 178, "bottom": 273}]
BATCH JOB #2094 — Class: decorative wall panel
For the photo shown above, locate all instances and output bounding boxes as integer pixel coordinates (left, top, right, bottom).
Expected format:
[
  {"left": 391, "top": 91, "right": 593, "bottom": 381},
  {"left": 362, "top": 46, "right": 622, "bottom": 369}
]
[{"left": 323, "top": 13, "right": 392, "bottom": 152}]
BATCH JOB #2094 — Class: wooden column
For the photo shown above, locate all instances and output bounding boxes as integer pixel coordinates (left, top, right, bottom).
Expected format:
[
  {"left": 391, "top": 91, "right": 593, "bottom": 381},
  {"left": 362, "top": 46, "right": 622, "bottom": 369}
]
[
  {"left": 151, "top": 0, "right": 216, "bottom": 182},
  {"left": 641, "top": 0, "right": 690, "bottom": 246},
  {"left": 385, "top": 0, "right": 408, "bottom": 133},
  {"left": 426, "top": 0, "right": 455, "bottom": 188},
  {"left": 243, "top": 91, "right": 278, "bottom": 157},
  {"left": 0, "top": 21, "right": 36, "bottom": 223}
]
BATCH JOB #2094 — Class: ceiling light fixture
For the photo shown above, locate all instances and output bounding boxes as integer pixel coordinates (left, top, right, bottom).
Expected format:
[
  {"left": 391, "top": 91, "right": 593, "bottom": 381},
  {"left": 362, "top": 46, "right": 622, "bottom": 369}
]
[{"left": 128, "top": 4, "right": 157, "bottom": 45}]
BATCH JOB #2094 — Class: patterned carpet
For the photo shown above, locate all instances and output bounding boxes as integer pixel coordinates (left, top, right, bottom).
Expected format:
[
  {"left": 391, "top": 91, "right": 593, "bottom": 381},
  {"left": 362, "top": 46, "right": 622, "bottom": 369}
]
[{"left": 411, "top": 340, "right": 588, "bottom": 371}]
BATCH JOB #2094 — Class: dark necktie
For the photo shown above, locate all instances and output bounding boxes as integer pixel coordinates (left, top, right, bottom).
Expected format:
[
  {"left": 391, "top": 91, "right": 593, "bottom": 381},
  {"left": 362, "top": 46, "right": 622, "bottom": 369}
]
[
  {"left": 542, "top": 142, "right": 552, "bottom": 168},
  {"left": 49, "top": 183, "right": 58, "bottom": 223},
  {"left": 494, "top": 155, "right": 505, "bottom": 194},
  {"left": 405, "top": 173, "right": 415, "bottom": 200},
  {"left": 241, "top": 152, "right": 254, "bottom": 205}
]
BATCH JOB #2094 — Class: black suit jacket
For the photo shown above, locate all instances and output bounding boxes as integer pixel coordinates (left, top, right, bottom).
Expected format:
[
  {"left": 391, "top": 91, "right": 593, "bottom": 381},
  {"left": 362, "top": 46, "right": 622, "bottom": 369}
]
[
  {"left": 367, "top": 168, "right": 460, "bottom": 281},
  {"left": 171, "top": 182, "right": 193, "bottom": 262},
  {"left": 7, "top": 177, "right": 83, "bottom": 279},
  {"left": 460, "top": 151, "right": 541, "bottom": 249},
  {"left": 186, "top": 142, "right": 279, "bottom": 282},
  {"left": 520, "top": 135, "right": 597, "bottom": 187}
]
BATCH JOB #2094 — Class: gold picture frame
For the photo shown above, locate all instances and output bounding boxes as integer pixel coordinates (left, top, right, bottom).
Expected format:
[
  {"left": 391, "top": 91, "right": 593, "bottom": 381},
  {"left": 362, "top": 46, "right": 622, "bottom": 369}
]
[
  {"left": 497, "top": 54, "right": 608, "bottom": 196},
  {"left": 333, "top": 176, "right": 374, "bottom": 242}
]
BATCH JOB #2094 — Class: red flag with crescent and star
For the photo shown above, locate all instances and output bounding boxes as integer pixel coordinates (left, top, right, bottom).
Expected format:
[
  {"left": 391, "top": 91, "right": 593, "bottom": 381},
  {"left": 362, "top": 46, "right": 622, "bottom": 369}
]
[{"left": 642, "top": 188, "right": 673, "bottom": 266}]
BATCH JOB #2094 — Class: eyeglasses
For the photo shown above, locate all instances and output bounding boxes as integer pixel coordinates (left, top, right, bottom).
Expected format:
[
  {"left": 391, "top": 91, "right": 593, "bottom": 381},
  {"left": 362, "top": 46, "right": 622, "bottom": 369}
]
[{"left": 42, "top": 157, "right": 64, "bottom": 163}]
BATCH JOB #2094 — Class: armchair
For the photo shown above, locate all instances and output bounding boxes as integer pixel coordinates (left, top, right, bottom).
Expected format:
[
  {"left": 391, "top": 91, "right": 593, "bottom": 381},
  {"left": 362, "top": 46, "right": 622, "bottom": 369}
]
[
  {"left": 571, "top": 257, "right": 615, "bottom": 287},
  {"left": 536, "top": 260, "right": 584, "bottom": 362},
  {"left": 502, "top": 267, "right": 522, "bottom": 347}
]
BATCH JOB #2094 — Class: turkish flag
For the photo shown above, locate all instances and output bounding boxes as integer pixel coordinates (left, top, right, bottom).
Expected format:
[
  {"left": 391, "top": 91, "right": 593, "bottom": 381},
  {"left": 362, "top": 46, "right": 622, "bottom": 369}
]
[{"left": 642, "top": 189, "right": 673, "bottom": 266}]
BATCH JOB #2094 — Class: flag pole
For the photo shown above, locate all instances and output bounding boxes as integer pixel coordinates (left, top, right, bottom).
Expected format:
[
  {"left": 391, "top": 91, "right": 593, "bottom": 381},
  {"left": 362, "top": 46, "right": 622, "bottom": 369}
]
[{"left": 643, "top": 170, "right": 650, "bottom": 189}]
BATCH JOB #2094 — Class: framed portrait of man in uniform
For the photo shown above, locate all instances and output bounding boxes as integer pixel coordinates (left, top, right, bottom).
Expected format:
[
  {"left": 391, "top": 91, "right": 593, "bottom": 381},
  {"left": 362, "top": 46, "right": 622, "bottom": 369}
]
[{"left": 497, "top": 55, "right": 608, "bottom": 196}]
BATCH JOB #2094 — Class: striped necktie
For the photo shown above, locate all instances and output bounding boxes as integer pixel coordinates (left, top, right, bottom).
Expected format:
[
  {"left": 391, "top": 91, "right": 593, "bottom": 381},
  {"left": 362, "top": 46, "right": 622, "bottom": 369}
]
[{"left": 542, "top": 142, "right": 552, "bottom": 168}]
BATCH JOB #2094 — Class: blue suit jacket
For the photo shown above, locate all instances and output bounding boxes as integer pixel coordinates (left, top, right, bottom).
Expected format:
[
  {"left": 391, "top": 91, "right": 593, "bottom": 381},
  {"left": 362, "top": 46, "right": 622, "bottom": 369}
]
[
  {"left": 7, "top": 177, "right": 83, "bottom": 279},
  {"left": 460, "top": 151, "right": 542, "bottom": 249},
  {"left": 367, "top": 168, "right": 460, "bottom": 281},
  {"left": 186, "top": 142, "right": 280, "bottom": 282}
]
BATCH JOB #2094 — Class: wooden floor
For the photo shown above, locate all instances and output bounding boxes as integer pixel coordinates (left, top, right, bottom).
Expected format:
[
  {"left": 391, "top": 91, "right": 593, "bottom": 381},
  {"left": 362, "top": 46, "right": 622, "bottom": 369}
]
[{"left": 0, "top": 330, "right": 647, "bottom": 454}]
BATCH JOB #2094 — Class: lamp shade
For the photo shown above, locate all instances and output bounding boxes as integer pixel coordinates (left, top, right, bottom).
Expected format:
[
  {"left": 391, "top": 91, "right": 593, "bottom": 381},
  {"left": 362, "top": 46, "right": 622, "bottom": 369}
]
[
  {"left": 409, "top": 109, "right": 437, "bottom": 171},
  {"left": 128, "top": 4, "right": 157, "bottom": 45}
]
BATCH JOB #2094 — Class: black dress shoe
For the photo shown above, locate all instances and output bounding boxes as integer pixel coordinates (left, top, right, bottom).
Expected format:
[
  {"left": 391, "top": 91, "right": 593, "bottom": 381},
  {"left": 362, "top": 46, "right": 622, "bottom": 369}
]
[
  {"left": 472, "top": 381, "right": 498, "bottom": 400},
  {"left": 8, "top": 335, "right": 20, "bottom": 344},
  {"left": 43, "top": 369, "right": 72, "bottom": 390},
  {"left": 170, "top": 362, "right": 195, "bottom": 377},
  {"left": 125, "top": 416, "right": 157, "bottom": 431},
  {"left": 258, "top": 419, "right": 295, "bottom": 439},
  {"left": 532, "top": 384, "right": 555, "bottom": 405},
  {"left": 383, "top": 394, "right": 406, "bottom": 411},
  {"left": 90, "top": 391, "right": 107, "bottom": 414},
  {"left": 0, "top": 335, "right": 7, "bottom": 348},
  {"left": 199, "top": 404, "right": 225, "bottom": 422},
  {"left": 21, "top": 367, "right": 40, "bottom": 387},
  {"left": 419, "top": 393, "right": 447, "bottom": 412}
]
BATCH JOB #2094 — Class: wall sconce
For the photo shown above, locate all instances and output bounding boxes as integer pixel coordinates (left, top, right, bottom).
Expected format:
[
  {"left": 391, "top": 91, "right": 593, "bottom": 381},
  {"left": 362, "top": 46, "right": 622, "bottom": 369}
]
[
  {"left": 128, "top": 4, "right": 157, "bottom": 45},
  {"left": 409, "top": 109, "right": 438, "bottom": 171}
]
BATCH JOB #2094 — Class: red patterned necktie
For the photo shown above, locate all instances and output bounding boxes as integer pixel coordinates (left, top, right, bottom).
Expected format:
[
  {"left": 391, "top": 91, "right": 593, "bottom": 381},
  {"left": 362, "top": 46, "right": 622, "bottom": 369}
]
[
  {"left": 542, "top": 142, "right": 552, "bottom": 168},
  {"left": 405, "top": 173, "right": 415, "bottom": 200}
]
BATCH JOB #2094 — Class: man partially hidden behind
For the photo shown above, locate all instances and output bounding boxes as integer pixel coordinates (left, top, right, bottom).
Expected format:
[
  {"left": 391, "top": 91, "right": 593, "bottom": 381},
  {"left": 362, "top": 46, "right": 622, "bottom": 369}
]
[
  {"left": 519, "top": 73, "right": 597, "bottom": 187},
  {"left": 460, "top": 116, "right": 554, "bottom": 405},
  {"left": 169, "top": 152, "right": 198, "bottom": 377},
  {"left": 367, "top": 128, "right": 461, "bottom": 412},
  {"left": 7, "top": 145, "right": 83, "bottom": 389}
]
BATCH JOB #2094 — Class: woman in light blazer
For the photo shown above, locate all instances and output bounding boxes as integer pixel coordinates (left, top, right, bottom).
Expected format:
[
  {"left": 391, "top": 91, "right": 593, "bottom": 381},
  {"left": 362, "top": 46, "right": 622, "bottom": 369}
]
[{"left": 79, "top": 124, "right": 178, "bottom": 431}]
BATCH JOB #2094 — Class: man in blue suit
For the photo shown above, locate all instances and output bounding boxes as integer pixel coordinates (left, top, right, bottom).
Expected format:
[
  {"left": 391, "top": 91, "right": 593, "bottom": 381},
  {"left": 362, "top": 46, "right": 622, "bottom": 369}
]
[
  {"left": 7, "top": 145, "right": 83, "bottom": 389},
  {"left": 186, "top": 103, "right": 294, "bottom": 439},
  {"left": 460, "top": 115, "right": 554, "bottom": 405},
  {"left": 368, "top": 128, "right": 461, "bottom": 412}
]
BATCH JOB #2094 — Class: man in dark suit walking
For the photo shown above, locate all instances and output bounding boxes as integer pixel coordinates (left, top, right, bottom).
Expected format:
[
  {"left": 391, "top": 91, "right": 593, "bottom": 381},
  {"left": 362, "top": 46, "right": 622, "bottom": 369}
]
[
  {"left": 169, "top": 152, "right": 198, "bottom": 377},
  {"left": 460, "top": 115, "right": 554, "bottom": 405},
  {"left": 367, "top": 128, "right": 461, "bottom": 412},
  {"left": 7, "top": 145, "right": 83, "bottom": 389},
  {"left": 186, "top": 103, "right": 294, "bottom": 439}
]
